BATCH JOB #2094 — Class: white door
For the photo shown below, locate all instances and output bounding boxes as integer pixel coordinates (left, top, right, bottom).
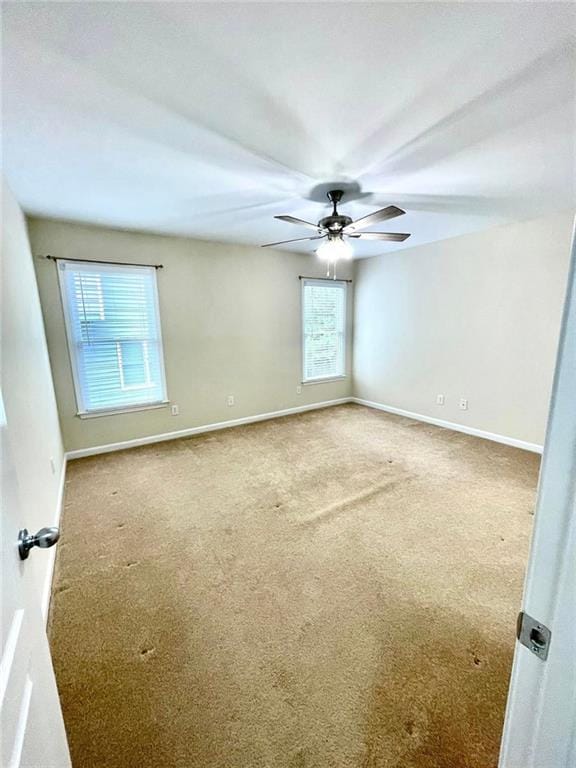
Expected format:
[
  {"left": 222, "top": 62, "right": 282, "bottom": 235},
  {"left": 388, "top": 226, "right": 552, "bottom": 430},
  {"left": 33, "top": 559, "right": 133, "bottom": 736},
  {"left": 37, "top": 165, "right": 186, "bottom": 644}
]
[
  {"left": 499, "top": 221, "right": 576, "bottom": 767},
  {"left": 0, "top": 389, "right": 71, "bottom": 768}
]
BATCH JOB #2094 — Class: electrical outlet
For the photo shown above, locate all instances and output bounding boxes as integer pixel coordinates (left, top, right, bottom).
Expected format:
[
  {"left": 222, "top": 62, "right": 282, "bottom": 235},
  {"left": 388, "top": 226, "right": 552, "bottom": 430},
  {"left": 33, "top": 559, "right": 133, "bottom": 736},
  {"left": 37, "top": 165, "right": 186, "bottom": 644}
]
[
  {"left": 171, "top": 404, "right": 179, "bottom": 416},
  {"left": 459, "top": 398, "right": 468, "bottom": 410},
  {"left": 296, "top": 385, "right": 302, "bottom": 395},
  {"left": 436, "top": 394, "right": 445, "bottom": 406},
  {"left": 227, "top": 395, "right": 235, "bottom": 407}
]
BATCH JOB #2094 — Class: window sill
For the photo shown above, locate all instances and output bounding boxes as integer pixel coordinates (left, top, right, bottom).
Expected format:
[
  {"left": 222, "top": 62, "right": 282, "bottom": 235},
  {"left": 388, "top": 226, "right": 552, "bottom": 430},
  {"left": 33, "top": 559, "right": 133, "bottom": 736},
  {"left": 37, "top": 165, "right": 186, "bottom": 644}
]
[
  {"left": 77, "top": 401, "right": 170, "bottom": 419},
  {"left": 302, "top": 376, "right": 347, "bottom": 386}
]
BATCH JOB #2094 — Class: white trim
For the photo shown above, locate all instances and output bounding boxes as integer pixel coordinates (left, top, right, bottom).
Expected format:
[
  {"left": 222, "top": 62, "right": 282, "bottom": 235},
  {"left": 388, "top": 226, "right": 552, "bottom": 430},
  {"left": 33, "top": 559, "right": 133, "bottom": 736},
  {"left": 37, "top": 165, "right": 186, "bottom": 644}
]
[
  {"left": 499, "top": 215, "right": 576, "bottom": 767},
  {"left": 41, "top": 455, "right": 67, "bottom": 625},
  {"left": 65, "top": 398, "right": 353, "bottom": 459},
  {"left": 65, "top": 396, "right": 544, "bottom": 461},
  {"left": 78, "top": 400, "right": 169, "bottom": 419},
  {"left": 151, "top": 261, "right": 170, "bottom": 405},
  {"left": 57, "top": 260, "right": 168, "bottom": 415},
  {"left": 57, "top": 261, "right": 85, "bottom": 414},
  {"left": 302, "top": 375, "right": 347, "bottom": 386},
  {"left": 301, "top": 278, "right": 348, "bottom": 384},
  {"left": 352, "top": 397, "right": 543, "bottom": 453}
]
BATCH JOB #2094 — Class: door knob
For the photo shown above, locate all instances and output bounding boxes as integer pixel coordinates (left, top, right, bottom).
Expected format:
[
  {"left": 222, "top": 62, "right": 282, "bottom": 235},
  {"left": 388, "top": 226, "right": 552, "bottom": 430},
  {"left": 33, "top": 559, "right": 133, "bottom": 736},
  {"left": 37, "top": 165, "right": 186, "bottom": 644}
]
[{"left": 18, "top": 527, "right": 60, "bottom": 560}]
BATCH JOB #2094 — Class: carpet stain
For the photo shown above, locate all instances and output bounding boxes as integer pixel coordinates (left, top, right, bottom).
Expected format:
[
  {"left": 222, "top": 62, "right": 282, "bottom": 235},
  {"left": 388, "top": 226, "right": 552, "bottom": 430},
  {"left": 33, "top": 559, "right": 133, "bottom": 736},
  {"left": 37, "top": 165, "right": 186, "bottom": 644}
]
[{"left": 48, "top": 404, "right": 537, "bottom": 768}]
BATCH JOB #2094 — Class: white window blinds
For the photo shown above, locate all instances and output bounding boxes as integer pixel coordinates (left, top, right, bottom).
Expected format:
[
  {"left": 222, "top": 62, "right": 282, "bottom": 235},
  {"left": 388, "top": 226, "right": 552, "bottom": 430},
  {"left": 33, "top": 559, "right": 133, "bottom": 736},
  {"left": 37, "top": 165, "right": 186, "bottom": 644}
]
[
  {"left": 302, "top": 279, "right": 347, "bottom": 382},
  {"left": 58, "top": 261, "right": 167, "bottom": 414}
]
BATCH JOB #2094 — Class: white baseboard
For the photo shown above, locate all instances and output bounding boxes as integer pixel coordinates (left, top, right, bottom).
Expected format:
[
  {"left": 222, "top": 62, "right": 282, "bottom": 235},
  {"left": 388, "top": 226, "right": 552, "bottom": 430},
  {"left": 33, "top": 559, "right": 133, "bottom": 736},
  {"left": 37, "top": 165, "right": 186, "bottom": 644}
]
[
  {"left": 65, "top": 396, "right": 544, "bottom": 460},
  {"left": 352, "top": 397, "right": 543, "bottom": 454},
  {"left": 66, "top": 398, "right": 353, "bottom": 460},
  {"left": 41, "top": 454, "right": 67, "bottom": 626}
]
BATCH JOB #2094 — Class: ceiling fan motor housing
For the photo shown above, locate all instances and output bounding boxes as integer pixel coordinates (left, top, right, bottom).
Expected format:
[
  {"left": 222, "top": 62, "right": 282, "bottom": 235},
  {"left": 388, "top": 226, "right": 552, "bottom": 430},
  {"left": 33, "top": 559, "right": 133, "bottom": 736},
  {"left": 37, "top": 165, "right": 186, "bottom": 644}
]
[
  {"left": 318, "top": 214, "right": 353, "bottom": 232},
  {"left": 319, "top": 189, "right": 352, "bottom": 232}
]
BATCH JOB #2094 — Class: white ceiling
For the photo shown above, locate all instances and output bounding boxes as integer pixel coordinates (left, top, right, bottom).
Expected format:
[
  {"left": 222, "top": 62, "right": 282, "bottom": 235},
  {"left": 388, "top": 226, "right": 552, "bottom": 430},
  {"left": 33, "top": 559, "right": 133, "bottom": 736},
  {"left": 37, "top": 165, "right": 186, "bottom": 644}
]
[{"left": 2, "top": 2, "right": 575, "bottom": 257}]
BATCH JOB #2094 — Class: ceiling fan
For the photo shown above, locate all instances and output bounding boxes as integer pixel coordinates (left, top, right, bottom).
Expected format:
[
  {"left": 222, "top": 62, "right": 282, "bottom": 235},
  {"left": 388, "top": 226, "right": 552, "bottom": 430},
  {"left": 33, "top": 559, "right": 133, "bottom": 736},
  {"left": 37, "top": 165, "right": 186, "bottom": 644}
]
[{"left": 261, "top": 189, "right": 411, "bottom": 261}]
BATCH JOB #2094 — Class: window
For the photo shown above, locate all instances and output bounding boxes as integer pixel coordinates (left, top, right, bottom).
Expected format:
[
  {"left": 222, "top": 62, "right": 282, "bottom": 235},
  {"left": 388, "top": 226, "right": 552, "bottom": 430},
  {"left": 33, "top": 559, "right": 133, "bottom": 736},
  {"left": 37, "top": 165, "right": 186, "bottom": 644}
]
[
  {"left": 302, "top": 279, "right": 347, "bottom": 382},
  {"left": 58, "top": 261, "right": 167, "bottom": 415}
]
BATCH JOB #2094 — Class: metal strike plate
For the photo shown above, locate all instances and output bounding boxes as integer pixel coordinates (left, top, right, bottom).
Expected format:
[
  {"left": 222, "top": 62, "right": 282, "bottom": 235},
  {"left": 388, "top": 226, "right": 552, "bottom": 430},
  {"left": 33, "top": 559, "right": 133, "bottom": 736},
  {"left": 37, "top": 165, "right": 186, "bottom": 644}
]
[{"left": 517, "top": 611, "right": 551, "bottom": 661}]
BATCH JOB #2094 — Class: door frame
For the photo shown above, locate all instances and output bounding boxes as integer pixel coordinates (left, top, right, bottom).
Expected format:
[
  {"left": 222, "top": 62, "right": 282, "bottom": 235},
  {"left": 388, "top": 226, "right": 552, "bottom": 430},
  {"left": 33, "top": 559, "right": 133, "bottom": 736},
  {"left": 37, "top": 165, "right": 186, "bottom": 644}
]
[{"left": 499, "top": 217, "right": 576, "bottom": 766}]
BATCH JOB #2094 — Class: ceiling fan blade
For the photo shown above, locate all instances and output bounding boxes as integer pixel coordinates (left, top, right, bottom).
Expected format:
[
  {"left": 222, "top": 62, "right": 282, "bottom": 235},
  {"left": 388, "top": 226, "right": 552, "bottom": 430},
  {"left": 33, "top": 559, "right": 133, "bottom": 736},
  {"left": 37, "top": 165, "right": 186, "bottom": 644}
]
[
  {"left": 261, "top": 235, "right": 325, "bottom": 248},
  {"left": 343, "top": 205, "right": 405, "bottom": 233},
  {"left": 274, "top": 215, "right": 322, "bottom": 232},
  {"left": 347, "top": 232, "right": 411, "bottom": 242}
]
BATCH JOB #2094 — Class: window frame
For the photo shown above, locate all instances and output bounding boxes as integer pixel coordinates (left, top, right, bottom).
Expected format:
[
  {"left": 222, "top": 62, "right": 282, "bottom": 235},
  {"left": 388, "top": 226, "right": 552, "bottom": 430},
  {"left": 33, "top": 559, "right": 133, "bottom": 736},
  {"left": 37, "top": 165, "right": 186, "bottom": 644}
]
[
  {"left": 301, "top": 278, "right": 348, "bottom": 385},
  {"left": 57, "top": 260, "right": 169, "bottom": 418}
]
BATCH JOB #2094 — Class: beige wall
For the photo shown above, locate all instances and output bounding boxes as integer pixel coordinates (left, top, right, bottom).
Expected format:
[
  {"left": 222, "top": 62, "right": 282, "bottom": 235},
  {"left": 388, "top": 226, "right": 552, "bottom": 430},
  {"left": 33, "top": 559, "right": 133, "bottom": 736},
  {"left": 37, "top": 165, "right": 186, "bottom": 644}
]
[
  {"left": 1, "top": 182, "right": 65, "bottom": 598},
  {"left": 29, "top": 218, "right": 353, "bottom": 452},
  {"left": 353, "top": 211, "right": 574, "bottom": 446},
  {"left": 26, "top": 211, "right": 571, "bottom": 454}
]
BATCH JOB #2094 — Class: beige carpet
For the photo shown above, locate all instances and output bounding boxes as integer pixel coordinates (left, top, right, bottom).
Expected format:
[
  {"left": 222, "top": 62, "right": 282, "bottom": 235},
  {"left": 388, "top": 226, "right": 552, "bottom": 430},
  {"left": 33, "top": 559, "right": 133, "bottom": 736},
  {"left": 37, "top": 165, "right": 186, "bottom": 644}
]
[{"left": 49, "top": 404, "right": 539, "bottom": 768}]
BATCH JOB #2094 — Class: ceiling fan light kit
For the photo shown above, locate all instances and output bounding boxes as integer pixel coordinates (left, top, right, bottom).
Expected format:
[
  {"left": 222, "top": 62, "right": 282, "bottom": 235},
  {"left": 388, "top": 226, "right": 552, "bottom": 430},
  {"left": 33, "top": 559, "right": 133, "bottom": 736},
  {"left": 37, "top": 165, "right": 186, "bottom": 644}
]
[
  {"left": 261, "top": 188, "right": 411, "bottom": 275},
  {"left": 316, "top": 236, "right": 353, "bottom": 263}
]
